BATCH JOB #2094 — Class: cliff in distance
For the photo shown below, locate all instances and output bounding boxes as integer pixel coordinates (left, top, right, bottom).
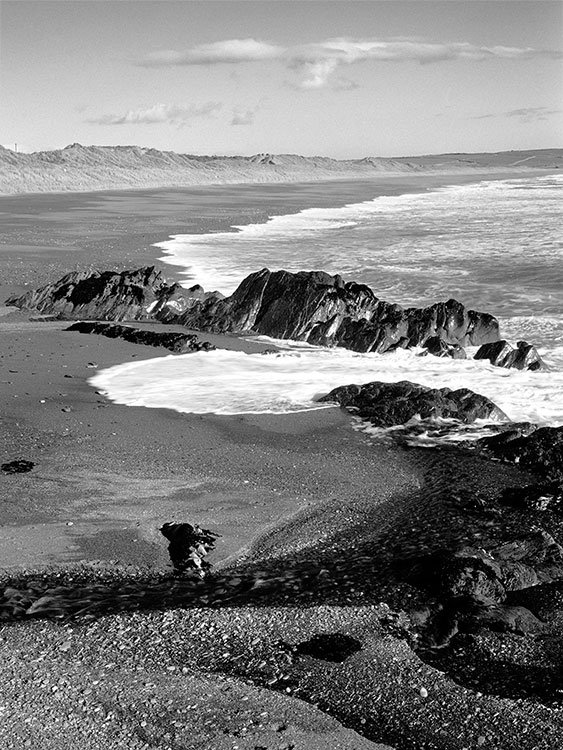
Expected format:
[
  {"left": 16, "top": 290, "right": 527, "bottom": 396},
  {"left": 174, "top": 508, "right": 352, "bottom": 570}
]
[{"left": 0, "top": 143, "right": 561, "bottom": 195}]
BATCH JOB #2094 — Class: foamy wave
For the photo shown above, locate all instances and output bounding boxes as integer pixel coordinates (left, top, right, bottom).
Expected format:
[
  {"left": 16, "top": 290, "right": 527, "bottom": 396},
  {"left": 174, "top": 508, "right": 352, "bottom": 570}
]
[{"left": 91, "top": 342, "right": 563, "bottom": 428}]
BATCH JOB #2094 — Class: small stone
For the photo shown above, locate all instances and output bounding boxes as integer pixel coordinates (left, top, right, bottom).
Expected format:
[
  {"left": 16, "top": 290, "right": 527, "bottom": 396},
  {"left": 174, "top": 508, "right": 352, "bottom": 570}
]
[{"left": 419, "top": 687, "right": 428, "bottom": 698}]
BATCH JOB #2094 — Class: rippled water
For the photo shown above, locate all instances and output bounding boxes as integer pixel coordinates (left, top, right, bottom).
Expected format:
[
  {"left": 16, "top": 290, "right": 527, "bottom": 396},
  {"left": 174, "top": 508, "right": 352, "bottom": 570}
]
[{"left": 93, "top": 173, "right": 563, "bottom": 431}]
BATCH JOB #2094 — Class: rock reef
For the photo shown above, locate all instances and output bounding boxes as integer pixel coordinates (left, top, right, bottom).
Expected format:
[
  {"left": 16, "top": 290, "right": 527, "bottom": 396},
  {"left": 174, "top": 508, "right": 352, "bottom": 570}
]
[
  {"left": 66, "top": 321, "right": 214, "bottom": 353},
  {"left": 8, "top": 266, "right": 500, "bottom": 353}
]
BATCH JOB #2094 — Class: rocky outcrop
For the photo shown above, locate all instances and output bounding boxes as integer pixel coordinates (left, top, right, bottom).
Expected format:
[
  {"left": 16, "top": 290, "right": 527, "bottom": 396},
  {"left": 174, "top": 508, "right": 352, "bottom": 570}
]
[
  {"left": 66, "top": 321, "right": 215, "bottom": 353},
  {"left": 479, "top": 426, "right": 563, "bottom": 480},
  {"left": 6, "top": 266, "right": 218, "bottom": 323},
  {"left": 475, "top": 339, "right": 545, "bottom": 371},
  {"left": 7, "top": 266, "right": 500, "bottom": 354},
  {"left": 318, "top": 380, "right": 507, "bottom": 427},
  {"left": 424, "top": 336, "right": 467, "bottom": 359},
  {"left": 176, "top": 269, "right": 500, "bottom": 352},
  {"left": 7, "top": 266, "right": 176, "bottom": 321}
]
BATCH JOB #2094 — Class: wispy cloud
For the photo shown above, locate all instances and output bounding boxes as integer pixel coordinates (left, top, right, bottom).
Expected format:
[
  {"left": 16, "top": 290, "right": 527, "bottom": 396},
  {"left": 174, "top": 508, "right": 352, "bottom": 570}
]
[
  {"left": 473, "top": 106, "right": 561, "bottom": 123},
  {"left": 139, "top": 39, "right": 284, "bottom": 66},
  {"left": 137, "top": 36, "right": 561, "bottom": 89},
  {"left": 231, "top": 108, "right": 257, "bottom": 126},
  {"left": 88, "top": 102, "right": 222, "bottom": 126}
]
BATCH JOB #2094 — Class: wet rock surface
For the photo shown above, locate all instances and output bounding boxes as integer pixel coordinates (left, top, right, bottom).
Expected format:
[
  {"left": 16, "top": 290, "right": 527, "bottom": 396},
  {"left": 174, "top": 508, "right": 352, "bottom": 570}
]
[
  {"left": 66, "top": 321, "right": 215, "bottom": 353},
  {"left": 318, "top": 380, "right": 507, "bottom": 427},
  {"left": 475, "top": 339, "right": 545, "bottom": 371}
]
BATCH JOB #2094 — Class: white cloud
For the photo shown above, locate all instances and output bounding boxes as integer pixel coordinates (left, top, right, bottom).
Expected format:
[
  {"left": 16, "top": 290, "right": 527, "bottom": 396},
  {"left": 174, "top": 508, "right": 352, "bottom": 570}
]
[
  {"left": 137, "top": 36, "right": 561, "bottom": 89},
  {"left": 89, "top": 102, "right": 222, "bottom": 126},
  {"left": 139, "top": 39, "right": 284, "bottom": 66}
]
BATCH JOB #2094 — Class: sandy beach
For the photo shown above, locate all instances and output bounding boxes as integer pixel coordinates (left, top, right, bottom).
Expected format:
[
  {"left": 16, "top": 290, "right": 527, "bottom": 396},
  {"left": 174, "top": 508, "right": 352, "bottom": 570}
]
[{"left": 2, "top": 172, "right": 563, "bottom": 749}]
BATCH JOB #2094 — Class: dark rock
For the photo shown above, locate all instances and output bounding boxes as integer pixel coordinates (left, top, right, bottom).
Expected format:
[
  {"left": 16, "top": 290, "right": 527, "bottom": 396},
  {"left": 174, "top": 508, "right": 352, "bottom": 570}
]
[
  {"left": 318, "top": 380, "right": 507, "bottom": 427},
  {"left": 178, "top": 269, "right": 500, "bottom": 352},
  {"left": 471, "top": 604, "right": 545, "bottom": 635},
  {"left": 501, "top": 482, "right": 563, "bottom": 513},
  {"left": 474, "top": 339, "right": 545, "bottom": 371},
  {"left": 8, "top": 266, "right": 500, "bottom": 353},
  {"left": 293, "top": 633, "right": 362, "bottom": 662},
  {"left": 480, "top": 426, "right": 563, "bottom": 480},
  {"left": 6, "top": 266, "right": 217, "bottom": 323},
  {"left": 424, "top": 335, "right": 466, "bottom": 359},
  {"left": 1, "top": 460, "right": 34, "bottom": 474},
  {"left": 408, "top": 530, "right": 563, "bottom": 645},
  {"left": 66, "top": 321, "right": 215, "bottom": 353},
  {"left": 160, "top": 522, "right": 219, "bottom": 577},
  {"left": 477, "top": 422, "right": 538, "bottom": 450}
]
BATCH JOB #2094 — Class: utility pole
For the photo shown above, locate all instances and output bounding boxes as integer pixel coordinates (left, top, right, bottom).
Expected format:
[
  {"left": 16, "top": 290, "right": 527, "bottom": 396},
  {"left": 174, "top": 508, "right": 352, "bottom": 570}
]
[{"left": 14, "top": 143, "right": 17, "bottom": 152}]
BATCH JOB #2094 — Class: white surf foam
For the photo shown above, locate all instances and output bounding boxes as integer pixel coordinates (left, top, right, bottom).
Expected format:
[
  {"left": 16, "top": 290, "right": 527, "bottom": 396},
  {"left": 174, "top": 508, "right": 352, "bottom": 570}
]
[{"left": 90, "top": 340, "right": 563, "bottom": 428}]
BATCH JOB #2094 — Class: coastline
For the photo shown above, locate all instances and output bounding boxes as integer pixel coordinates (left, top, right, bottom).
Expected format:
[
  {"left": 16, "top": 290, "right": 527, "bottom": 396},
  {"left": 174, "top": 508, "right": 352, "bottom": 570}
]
[
  {"left": 0, "top": 169, "right": 555, "bottom": 294},
  {"left": 3, "top": 171, "right": 563, "bottom": 749}
]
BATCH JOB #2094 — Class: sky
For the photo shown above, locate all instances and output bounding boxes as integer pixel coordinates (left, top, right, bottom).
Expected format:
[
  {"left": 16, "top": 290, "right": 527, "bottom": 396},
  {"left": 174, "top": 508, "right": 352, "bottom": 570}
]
[{"left": 0, "top": 0, "right": 561, "bottom": 158}]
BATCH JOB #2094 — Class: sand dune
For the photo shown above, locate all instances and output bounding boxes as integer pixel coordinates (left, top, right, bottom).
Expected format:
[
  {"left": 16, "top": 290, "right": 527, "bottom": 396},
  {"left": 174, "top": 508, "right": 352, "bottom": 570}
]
[{"left": 1, "top": 143, "right": 561, "bottom": 195}]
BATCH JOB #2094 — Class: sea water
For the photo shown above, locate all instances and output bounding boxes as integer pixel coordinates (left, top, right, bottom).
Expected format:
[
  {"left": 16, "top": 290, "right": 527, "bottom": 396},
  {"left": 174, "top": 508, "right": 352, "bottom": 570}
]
[{"left": 91, "top": 174, "right": 563, "bottom": 439}]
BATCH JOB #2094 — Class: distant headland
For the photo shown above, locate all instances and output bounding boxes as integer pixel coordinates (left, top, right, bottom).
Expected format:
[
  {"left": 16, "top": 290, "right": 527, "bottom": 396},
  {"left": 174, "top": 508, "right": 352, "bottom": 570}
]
[{"left": 0, "top": 143, "right": 561, "bottom": 195}]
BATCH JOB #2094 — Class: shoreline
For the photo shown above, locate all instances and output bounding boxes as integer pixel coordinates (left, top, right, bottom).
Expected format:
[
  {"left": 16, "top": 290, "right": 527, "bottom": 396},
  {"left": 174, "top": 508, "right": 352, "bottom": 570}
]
[
  {"left": 1, "top": 168, "right": 556, "bottom": 295},
  {"left": 3, "top": 170, "right": 563, "bottom": 749},
  {"left": 0, "top": 164, "right": 555, "bottom": 199}
]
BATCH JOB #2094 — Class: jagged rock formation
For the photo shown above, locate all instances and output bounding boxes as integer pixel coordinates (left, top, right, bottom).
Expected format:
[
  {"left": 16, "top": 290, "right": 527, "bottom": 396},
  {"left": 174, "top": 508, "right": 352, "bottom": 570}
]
[
  {"left": 175, "top": 269, "right": 500, "bottom": 352},
  {"left": 7, "top": 266, "right": 501, "bottom": 353},
  {"left": 475, "top": 339, "right": 545, "bottom": 371},
  {"left": 6, "top": 266, "right": 217, "bottom": 323},
  {"left": 66, "top": 321, "right": 215, "bottom": 353},
  {"left": 318, "top": 380, "right": 507, "bottom": 426}
]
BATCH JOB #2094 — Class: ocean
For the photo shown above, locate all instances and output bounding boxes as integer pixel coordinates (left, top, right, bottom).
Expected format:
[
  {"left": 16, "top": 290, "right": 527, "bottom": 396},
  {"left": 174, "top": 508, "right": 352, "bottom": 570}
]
[{"left": 92, "top": 173, "right": 563, "bottom": 442}]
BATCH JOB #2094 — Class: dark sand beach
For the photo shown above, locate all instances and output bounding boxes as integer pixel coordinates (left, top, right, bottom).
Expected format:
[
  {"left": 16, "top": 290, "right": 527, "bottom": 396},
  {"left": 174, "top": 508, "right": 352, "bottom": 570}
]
[{"left": 2, "top": 173, "right": 563, "bottom": 749}]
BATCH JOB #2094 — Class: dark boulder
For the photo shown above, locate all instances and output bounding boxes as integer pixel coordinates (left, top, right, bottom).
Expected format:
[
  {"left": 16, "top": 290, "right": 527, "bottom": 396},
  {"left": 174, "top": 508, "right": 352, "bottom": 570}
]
[
  {"left": 66, "top": 321, "right": 215, "bottom": 353},
  {"left": 479, "top": 426, "right": 563, "bottom": 481},
  {"left": 424, "top": 335, "right": 467, "bottom": 359},
  {"left": 474, "top": 339, "right": 545, "bottom": 371},
  {"left": 318, "top": 380, "right": 507, "bottom": 427}
]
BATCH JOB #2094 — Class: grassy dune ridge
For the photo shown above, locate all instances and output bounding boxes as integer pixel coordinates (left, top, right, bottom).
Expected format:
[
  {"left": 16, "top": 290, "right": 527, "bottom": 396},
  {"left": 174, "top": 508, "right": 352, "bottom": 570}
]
[{"left": 1, "top": 143, "right": 561, "bottom": 195}]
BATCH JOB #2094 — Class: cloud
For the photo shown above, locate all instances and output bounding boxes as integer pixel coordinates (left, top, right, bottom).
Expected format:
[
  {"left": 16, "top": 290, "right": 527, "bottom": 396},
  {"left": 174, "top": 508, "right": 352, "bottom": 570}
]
[
  {"left": 137, "top": 36, "right": 561, "bottom": 89},
  {"left": 88, "top": 102, "right": 222, "bottom": 126},
  {"left": 139, "top": 39, "right": 284, "bottom": 66},
  {"left": 473, "top": 106, "right": 561, "bottom": 123},
  {"left": 231, "top": 108, "right": 257, "bottom": 126}
]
